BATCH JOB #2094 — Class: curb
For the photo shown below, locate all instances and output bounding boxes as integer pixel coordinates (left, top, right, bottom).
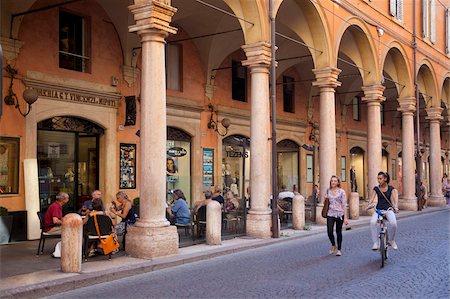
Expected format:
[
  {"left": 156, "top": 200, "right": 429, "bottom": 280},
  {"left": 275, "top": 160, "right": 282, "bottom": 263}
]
[{"left": 1, "top": 207, "right": 447, "bottom": 298}]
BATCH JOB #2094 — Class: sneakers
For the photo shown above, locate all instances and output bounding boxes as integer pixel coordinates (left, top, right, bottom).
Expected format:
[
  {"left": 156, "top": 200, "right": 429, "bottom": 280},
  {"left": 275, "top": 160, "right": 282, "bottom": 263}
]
[
  {"left": 389, "top": 240, "right": 398, "bottom": 250},
  {"left": 336, "top": 250, "right": 342, "bottom": 256},
  {"left": 371, "top": 242, "right": 379, "bottom": 250},
  {"left": 328, "top": 245, "right": 336, "bottom": 255}
]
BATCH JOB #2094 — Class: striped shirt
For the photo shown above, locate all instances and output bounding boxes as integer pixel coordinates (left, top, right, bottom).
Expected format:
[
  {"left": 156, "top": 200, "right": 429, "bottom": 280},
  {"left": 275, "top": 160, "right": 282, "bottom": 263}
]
[{"left": 326, "top": 188, "right": 347, "bottom": 218}]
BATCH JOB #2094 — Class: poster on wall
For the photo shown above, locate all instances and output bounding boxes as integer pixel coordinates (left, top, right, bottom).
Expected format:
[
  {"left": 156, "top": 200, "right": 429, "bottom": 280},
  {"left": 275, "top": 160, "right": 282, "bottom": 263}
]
[
  {"left": 119, "top": 143, "right": 136, "bottom": 189},
  {"left": 202, "top": 148, "right": 214, "bottom": 187}
]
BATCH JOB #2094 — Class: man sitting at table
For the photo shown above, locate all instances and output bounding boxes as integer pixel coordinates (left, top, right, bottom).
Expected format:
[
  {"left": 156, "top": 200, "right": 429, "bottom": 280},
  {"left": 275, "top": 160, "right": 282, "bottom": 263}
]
[
  {"left": 44, "top": 192, "right": 69, "bottom": 234},
  {"left": 78, "top": 190, "right": 103, "bottom": 216}
]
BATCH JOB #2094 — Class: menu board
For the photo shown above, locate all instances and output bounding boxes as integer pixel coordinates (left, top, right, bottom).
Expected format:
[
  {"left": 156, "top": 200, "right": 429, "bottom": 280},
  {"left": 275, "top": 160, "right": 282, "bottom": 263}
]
[
  {"left": 119, "top": 143, "right": 136, "bottom": 189},
  {"left": 202, "top": 148, "right": 214, "bottom": 187}
]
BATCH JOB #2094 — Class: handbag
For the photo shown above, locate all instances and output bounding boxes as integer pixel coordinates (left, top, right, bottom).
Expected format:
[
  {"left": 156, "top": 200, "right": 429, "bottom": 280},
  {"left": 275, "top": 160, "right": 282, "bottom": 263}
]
[
  {"left": 321, "top": 197, "right": 330, "bottom": 219},
  {"left": 93, "top": 214, "right": 120, "bottom": 255}
]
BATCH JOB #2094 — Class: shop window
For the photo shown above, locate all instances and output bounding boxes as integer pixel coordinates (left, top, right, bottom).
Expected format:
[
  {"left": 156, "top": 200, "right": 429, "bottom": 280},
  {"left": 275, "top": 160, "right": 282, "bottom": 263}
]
[
  {"left": 277, "top": 139, "right": 299, "bottom": 192},
  {"left": 389, "top": 0, "right": 403, "bottom": 22},
  {"left": 232, "top": 60, "right": 247, "bottom": 102},
  {"left": 166, "top": 127, "right": 191, "bottom": 206},
  {"left": 380, "top": 103, "right": 385, "bottom": 125},
  {"left": 0, "top": 137, "right": 20, "bottom": 194},
  {"left": 306, "top": 154, "right": 313, "bottom": 183},
  {"left": 283, "top": 76, "right": 295, "bottom": 113},
  {"left": 59, "top": 10, "right": 90, "bottom": 72},
  {"left": 422, "top": 0, "right": 436, "bottom": 43},
  {"left": 352, "top": 96, "right": 361, "bottom": 121},
  {"left": 166, "top": 43, "right": 183, "bottom": 91},
  {"left": 222, "top": 135, "right": 250, "bottom": 200},
  {"left": 341, "top": 156, "right": 347, "bottom": 182}
]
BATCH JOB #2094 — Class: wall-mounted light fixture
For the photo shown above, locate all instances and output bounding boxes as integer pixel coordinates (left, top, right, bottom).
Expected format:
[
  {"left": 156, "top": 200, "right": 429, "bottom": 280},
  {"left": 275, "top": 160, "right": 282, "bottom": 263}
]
[
  {"left": 207, "top": 103, "right": 231, "bottom": 137},
  {"left": 3, "top": 65, "right": 38, "bottom": 117}
]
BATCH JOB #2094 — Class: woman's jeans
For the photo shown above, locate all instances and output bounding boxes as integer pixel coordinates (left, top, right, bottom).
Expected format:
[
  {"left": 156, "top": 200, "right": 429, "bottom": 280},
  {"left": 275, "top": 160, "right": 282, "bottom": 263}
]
[
  {"left": 370, "top": 210, "right": 397, "bottom": 243},
  {"left": 327, "top": 216, "right": 344, "bottom": 250}
]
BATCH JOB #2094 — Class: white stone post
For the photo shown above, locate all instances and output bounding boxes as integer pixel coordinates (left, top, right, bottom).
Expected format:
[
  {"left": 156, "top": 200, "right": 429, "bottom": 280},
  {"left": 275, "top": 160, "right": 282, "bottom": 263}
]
[
  {"left": 426, "top": 107, "right": 446, "bottom": 206},
  {"left": 206, "top": 201, "right": 222, "bottom": 245},
  {"left": 312, "top": 67, "right": 341, "bottom": 225},
  {"left": 292, "top": 195, "right": 305, "bottom": 230},
  {"left": 362, "top": 85, "right": 386, "bottom": 195},
  {"left": 241, "top": 42, "right": 272, "bottom": 238},
  {"left": 61, "top": 213, "right": 82, "bottom": 273},
  {"left": 349, "top": 192, "right": 359, "bottom": 219},
  {"left": 126, "top": 0, "right": 179, "bottom": 259},
  {"left": 398, "top": 98, "right": 418, "bottom": 210}
]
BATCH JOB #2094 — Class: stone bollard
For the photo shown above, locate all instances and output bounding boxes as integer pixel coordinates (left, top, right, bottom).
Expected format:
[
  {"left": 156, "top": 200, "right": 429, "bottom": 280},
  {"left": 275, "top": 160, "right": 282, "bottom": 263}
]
[
  {"left": 315, "top": 203, "right": 327, "bottom": 225},
  {"left": 61, "top": 213, "right": 83, "bottom": 273},
  {"left": 349, "top": 192, "right": 360, "bottom": 219},
  {"left": 206, "top": 200, "right": 222, "bottom": 245},
  {"left": 292, "top": 195, "right": 305, "bottom": 230}
]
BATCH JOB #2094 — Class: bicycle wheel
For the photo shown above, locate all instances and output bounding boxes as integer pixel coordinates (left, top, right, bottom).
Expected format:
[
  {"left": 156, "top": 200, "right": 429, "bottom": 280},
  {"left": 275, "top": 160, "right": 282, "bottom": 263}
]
[
  {"left": 385, "top": 229, "right": 389, "bottom": 260},
  {"left": 380, "top": 232, "right": 386, "bottom": 268}
]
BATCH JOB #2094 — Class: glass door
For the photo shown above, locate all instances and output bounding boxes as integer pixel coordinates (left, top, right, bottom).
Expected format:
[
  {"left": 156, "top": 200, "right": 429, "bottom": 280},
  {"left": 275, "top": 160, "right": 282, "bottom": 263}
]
[{"left": 77, "top": 136, "right": 98, "bottom": 208}]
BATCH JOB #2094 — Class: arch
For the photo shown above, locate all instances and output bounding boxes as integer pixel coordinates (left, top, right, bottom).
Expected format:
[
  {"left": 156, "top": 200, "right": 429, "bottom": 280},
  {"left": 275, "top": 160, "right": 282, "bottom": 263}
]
[
  {"left": 441, "top": 76, "right": 450, "bottom": 109},
  {"left": 275, "top": 0, "right": 332, "bottom": 69},
  {"left": 277, "top": 139, "right": 300, "bottom": 151},
  {"left": 381, "top": 41, "right": 413, "bottom": 98},
  {"left": 167, "top": 126, "right": 192, "bottom": 141},
  {"left": 335, "top": 17, "right": 380, "bottom": 85},
  {"left": 417, "top": 60, "right": 439, "bottom": 108}
]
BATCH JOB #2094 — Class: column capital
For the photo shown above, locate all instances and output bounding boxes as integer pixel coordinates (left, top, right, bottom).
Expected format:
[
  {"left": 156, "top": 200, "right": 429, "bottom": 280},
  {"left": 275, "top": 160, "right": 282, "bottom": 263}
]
[
  {"left": 129, "top": 0, "right": 177, "bottom": 37},
  {"left": 397, "top": 97, "right": 416, "bottom": 114},
  {"left": 361, "top": 84, "right": 386, "bottom": 104},
  {"left": 425, "top": 107, "right": 443, "bottom": 122},
  {"left": 312, "top": 67, "right": 342, "bottom": 89},
  {"left": 241, "top": 42, "right": 272, "bottom": 69}
]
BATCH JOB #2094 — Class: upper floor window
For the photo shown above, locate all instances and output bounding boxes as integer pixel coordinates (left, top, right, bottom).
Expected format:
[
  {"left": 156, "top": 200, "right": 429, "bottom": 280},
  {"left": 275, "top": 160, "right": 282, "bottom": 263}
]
[
  {"left": 389, "top": 0, "right": 403, "bottom": 22},
  {"left": 446, "top": 7, "right": 450, "bottom": 54},
  {"left": 283, "top": 76, "right": 295, "bottom": 113},
  {"left": 380, "top": 103, "right": 385, "bottom": 125},
  {"left": 166, "top": 43, "right": 183, "bottom": 91},
  {"left": 352, "top": 96, "right": 361, "bottom": 121},
  {"left": 59, "top": 10, "right": 90, "bottom": 72},
  {"left": 422, "top": 0, "right": 436, "bottom": 43},
  {"left": 232, "top": 60, "right": 247, "bottom": 102}
]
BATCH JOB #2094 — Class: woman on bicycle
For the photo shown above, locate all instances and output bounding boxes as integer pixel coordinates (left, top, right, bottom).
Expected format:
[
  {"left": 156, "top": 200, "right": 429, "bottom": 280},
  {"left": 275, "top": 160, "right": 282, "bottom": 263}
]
[
  {"left": 325, "top": 175, "right": 348, "bottom": 256},
  {"left": 366, "top": 171, "right": 399, "bottom": 250}
]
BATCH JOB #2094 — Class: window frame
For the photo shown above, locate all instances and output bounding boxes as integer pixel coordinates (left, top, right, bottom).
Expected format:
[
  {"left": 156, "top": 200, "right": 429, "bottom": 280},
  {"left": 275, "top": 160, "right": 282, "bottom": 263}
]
[
  {"left": 0, "top": 136, "right": 20, "bottom": 195},
  {"left": 341, "top": 156, "right": 347, "bottom": 182},
  {"left": 306, "top": 154, "right": 313, "bottom": 183},
  {"left": 231, "top": 60, "right": 247, "bottom": 102},
  {"left": 282, "top": 76, "right": 295, "bottom": 113},
  {"left": 352, "top": 96, "right": 361, "bottom": 121},
  {"left": 165, "top": 43, "right": 183, "bottom": 92}
]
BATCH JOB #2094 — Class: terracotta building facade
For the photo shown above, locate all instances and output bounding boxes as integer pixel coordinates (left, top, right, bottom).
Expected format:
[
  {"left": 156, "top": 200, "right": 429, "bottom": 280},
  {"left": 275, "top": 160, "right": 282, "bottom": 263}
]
[{"left": 1, "top": 0, "right": 449, "bottom": 258}]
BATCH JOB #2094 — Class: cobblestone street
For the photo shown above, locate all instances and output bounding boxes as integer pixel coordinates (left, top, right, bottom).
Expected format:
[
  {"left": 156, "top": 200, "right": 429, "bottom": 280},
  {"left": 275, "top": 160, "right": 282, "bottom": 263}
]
[{"left": 47, "top": 209, "right": 449, "bottom": 299}]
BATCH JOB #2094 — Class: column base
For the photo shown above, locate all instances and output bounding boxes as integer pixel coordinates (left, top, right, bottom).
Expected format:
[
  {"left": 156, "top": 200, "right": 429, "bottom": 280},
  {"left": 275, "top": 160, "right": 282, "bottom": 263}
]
[
  {"left": 399, "top": 196, "right": 418, "bottom": 211},
  {"left": 427, "top": 195, "right": 446, "bottom": 207},
  {"left": 246, "top": 210, "right": 272, "bottom": 238},
  {"left": 315, "top": 205, "right": 326, "bottom": 225},
  {"left": 125, "top": 225, "right": 178, "bottom": 259}
]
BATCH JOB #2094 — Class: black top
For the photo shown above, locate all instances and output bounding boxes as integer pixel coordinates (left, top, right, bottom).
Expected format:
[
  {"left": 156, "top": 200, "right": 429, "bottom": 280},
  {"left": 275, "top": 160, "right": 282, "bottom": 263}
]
[
  {"left": 374, "top": 185, "right": 394, "bottom": 210},
  {"left": 212, "top": 194, "right": 224, "bottom": 205}
]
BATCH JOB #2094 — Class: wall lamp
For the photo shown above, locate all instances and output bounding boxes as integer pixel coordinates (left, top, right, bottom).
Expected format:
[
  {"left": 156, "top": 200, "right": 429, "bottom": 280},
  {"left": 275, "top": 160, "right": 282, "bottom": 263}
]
[
  {"left": 207, "top": 103, "right": 231, "bottom": 137},
  {"left": 3, "top": 65, "right": 38, "bottom": 117}
]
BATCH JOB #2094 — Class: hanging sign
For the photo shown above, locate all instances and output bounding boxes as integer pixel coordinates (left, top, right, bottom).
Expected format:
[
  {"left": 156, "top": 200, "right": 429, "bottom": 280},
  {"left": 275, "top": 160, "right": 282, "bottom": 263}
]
[{"left": 167, "top": 147, "right": 187, "bottom": 157}]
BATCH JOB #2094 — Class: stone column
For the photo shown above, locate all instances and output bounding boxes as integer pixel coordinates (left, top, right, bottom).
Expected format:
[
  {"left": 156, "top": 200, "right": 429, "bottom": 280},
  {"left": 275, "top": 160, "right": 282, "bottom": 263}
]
[
  {"left": 61, "top": 214, "right": 82, "bottom": 273},
  {"left": 206, "top": 200, "right": 221, "bottom": 245},
  {"left": 397, "top": 97, "right": 418, "bottom": 210},
  {"left": 312, "top": 68, "right": 341, "bottom": 224},
  {"left": 292, "top": 194, "right": 305, "bottom": 230},
  {"left": 241, "top": 42, "right": 272, "bottom": 238},
  {"left": 349, "top": 192, "right": 359, "bottom": 219},
  {"left": 426, "top": 107, "right": 446, "bottom": 206},
  {"left": 126, "top": 0, "right": 179, "bottom": 259},
  {"left": 362, "top": 85, "right": 386, "bottom": 193}
]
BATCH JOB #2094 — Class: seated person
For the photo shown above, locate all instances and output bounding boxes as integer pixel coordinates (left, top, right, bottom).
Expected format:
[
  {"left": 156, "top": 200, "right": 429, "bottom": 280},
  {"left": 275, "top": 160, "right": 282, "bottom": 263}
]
[
  {"left": 223, "top": 190, "right": 240, "bottom": 220},
  {"left": 166, "top": 189, "right": 190, "bottom": 225},
  {"left": 44, "top": 192, "right": 69, "bottom": 234},
  {"left": 109, "top": 191, "right": 136, "bottom": 235},
  {"left": 212, "top": 186, "right": 224, "bottom": 205},
  {"left": 83, "top": 199, "right": 114, "bottom": 256},
  {"left": 78, "top": 190, "right": 103, "bottom": 216}
]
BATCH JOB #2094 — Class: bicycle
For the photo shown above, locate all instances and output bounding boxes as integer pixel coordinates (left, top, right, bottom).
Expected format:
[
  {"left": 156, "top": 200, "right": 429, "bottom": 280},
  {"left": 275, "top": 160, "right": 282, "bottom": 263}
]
[{"left": 369, "top": 206, "right": 392, "bottom": 268}]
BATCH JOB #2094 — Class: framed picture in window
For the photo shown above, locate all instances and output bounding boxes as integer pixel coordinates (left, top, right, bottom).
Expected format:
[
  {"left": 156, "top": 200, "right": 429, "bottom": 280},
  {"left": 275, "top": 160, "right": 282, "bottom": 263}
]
[
  {"left": 202, "top": 148, "right": 214, "bottom": 187},
  {"left": 0, "top": 137, "right": 20, "bottom": 194},
  {"left": 119, "top": 143, "right": 136, "bottom": 189}
]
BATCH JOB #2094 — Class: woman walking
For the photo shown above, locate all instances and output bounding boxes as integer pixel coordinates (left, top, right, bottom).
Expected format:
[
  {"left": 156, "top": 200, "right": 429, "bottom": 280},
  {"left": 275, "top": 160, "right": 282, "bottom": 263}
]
[{"left": 325, "top": 175, "right": 348, "bottom": 256}]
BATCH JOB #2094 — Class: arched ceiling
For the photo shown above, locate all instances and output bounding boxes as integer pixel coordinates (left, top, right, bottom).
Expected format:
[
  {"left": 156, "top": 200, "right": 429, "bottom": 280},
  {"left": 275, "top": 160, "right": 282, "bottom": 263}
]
[
  {"left": 382, "top": 45, "right": 412, "bottom": 98},
  {"left": 417, "top": 63, "right": 438, "bottom": 108}
]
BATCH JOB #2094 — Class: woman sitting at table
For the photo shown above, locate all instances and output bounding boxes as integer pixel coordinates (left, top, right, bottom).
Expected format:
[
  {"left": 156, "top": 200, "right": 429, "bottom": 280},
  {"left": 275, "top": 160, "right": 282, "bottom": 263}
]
[
  {"left": 83, "top": 199, "right": 112, "bottom": 256},
  {"left": 109, "top": 191, "right": 136, "bottom": 235},
  {"left": 223, "top": 190, "right": 239, "bottom": 216},
  {"left": 166, "top": 189, "right": 190, "bottom": 225}
]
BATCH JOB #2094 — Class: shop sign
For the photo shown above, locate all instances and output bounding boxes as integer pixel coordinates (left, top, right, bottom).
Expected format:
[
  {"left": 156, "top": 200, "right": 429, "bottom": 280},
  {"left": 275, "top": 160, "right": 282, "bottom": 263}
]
[
  {"left": 225, "top": 150, "right": 248, "bottom": 158},
  {"left": 167, "top": 147, "right": 187, "bottom": 157}
]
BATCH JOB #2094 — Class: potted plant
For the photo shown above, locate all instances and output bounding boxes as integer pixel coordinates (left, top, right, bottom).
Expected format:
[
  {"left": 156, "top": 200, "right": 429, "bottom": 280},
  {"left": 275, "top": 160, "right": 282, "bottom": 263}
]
[
  {"left": 133, "top": 197, "right": 140, "bottom": 218},
  {"left": 0, "top": 207, "right": 13, "bottom": 244}
]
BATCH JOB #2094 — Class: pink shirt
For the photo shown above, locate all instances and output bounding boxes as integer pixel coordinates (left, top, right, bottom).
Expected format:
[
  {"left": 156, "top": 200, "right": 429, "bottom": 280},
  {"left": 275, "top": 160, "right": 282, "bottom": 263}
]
[{"left": 326, "top": 188, "right": 347, "bottom": 218}]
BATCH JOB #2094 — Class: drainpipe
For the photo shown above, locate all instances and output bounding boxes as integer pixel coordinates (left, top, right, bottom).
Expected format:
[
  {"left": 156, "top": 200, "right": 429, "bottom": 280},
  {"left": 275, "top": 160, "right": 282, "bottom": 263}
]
[
  {"left": 270, "top": 0, "right": 279, "bottom": 238},
  {"left": 413, "top": 0, "right": 422, "bottom": 211}
]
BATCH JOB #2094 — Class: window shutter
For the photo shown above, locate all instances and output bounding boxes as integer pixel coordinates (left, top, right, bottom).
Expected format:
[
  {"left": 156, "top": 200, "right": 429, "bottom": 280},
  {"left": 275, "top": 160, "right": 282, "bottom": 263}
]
[
  {"left": 423, "top": 0, "right": 429, "bottom": 37},
  {"left": 430, "top": 0, "right": 436, "bottom": 43},
  {"left": 390, "top": 0, "right": 396, "bottom": 16},
  {"left": 397, "top": 0, "right": 403, "bottom": 21},
  {"left": 446, "top": 8, "right": 450, "bottom": 54}
]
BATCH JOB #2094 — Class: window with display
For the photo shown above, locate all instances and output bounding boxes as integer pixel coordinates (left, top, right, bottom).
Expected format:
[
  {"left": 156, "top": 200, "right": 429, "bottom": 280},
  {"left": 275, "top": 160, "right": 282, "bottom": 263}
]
[{"left": 0, "top": 137, "right": 20, "bottom": 194}]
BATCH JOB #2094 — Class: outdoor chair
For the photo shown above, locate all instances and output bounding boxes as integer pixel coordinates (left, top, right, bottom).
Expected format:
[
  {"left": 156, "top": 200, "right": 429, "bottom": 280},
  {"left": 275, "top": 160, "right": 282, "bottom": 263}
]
[
  {"left": 83, "top": 214, "right": 115, "bottom": 261},
  {"left": 195, "top": 206, "right": 207, "bottom": 238},
  {"left": 175, "top": 211, "right": 196, "bottom": 241},
  {"left": 36, "top": 211, "right": 61, "bottom": 255}
]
